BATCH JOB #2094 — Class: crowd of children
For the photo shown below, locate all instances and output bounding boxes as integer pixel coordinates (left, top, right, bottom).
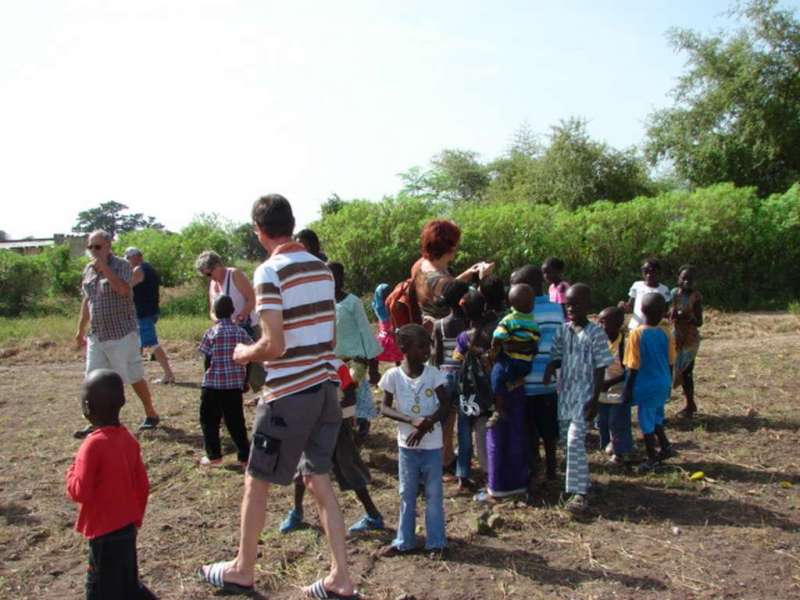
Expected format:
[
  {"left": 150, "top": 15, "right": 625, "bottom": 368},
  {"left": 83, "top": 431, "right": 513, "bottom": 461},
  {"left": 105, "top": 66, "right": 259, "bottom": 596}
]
[{"left": 66, "top": 242, "right": 705, "bottom": 596}]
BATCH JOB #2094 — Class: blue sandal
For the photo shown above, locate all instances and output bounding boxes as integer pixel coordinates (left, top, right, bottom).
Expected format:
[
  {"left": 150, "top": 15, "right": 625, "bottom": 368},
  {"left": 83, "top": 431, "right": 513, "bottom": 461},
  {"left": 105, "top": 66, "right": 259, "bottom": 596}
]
[{"left": 279, "top": 509, "right": 305, "bottom": 534}]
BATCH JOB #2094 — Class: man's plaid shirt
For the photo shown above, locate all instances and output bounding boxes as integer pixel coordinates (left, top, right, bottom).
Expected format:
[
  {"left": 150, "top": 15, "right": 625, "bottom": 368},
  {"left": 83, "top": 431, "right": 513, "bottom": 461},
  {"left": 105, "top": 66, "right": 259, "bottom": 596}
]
[
  {"left": 81, "top": 254, "right": 137, "bottom": 342},
  {"left": 198, "top": 319, "right": 254, "bottom": 389}
]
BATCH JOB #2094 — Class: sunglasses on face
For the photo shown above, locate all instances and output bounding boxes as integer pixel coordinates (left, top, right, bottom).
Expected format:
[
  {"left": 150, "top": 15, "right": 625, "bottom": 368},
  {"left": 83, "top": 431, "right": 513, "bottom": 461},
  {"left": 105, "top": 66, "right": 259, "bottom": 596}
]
[
  {"left": 87, "top": 244, "right": 104, "bottom": 250},
  {"left": 201, "top": 271, "right": 212, "bottom": 278}
]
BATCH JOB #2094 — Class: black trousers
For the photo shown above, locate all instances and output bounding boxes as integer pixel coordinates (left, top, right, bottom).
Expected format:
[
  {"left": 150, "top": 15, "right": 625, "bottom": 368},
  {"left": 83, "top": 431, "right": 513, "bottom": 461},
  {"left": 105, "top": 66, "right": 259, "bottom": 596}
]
[
  {"left": 86, "top": 524, "right": 156, "bottom": 599},
  {"left": 200, "top": 387, "right": 250, "bottom": 462}
]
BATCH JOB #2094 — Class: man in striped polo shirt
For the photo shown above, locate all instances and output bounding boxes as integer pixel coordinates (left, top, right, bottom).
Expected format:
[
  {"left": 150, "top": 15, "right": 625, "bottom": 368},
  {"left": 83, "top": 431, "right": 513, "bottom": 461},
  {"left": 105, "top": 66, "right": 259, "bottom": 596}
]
[
  {"left": 199, "top": 195, "right": 357, "bottom": 599},
  {"left": 512, "top": 265, "right": 565, "bottom": 502}
]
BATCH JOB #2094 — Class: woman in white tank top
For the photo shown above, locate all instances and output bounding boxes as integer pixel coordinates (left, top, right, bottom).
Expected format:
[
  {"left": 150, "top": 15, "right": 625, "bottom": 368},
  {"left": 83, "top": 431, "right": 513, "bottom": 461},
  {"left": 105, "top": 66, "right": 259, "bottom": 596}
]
[{"left": 195, "top": 251, "right": 256, "bottom": 330}]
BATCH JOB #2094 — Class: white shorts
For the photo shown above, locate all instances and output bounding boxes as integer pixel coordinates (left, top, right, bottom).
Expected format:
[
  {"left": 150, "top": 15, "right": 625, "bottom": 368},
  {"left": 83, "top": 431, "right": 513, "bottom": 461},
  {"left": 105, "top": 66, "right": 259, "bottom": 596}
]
[{"left": 86, "top": 330, "right": 145, "bottom": 385}]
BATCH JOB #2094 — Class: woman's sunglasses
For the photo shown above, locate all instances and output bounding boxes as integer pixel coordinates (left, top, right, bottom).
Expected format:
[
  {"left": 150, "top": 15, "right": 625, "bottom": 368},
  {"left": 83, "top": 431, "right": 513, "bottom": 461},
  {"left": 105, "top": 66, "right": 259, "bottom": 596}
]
[{"left": 86, "top": 244, "right": 104, "bottom": 250}]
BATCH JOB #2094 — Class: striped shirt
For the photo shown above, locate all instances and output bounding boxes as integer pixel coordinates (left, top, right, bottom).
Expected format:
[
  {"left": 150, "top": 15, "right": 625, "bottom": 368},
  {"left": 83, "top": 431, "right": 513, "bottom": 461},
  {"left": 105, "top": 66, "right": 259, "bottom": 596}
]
[
  {"left": 81, "top": 255, "right": 137, "bottom": 342},
  {"left": 493, "top": 310, "right": 541, "bottom": 361},
  {"left": 524, "top": 296, "right": 566, "bottom": 396},
  {"left": 198, "top": 319, "right": 254, "bottom": 389},
  {"left": 254, "top": 242, "right": 338, "bottom": 402},
  {"left": 551, "top": 321, "right": 613, "bottom": 421}
]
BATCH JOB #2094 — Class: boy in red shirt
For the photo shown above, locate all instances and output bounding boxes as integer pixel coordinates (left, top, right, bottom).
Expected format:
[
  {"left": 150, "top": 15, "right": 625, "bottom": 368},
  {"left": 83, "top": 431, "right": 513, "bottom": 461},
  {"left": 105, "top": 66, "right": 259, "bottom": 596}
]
[{"left": 66, "top": 369, "right": 156, "bottom": 599}]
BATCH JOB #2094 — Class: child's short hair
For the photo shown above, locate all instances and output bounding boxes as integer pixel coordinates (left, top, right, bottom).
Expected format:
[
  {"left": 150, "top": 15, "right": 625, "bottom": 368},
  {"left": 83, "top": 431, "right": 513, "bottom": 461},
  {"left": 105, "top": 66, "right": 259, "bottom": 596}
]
[
  {"left": 396, "top": 323, "right": 430, "bottom": 350},
  {"left": 542, "top": 257, "right": 565, "bottom": 272},
  {"left": 598, "top": 305, "right": 625, "bottom": 327},
  {"left": 213, "top": 295, "right": 235, "bottom": 320},
  {"left": 641, "top": 292, "right": 667, "bottom": 323},
  {"left": 642, "top": 257, "right": 662, "bottom": 272},
  {"left": 479, "top": 275, "right": 505, "bottom": 309},
  {"left": 461, "top": 289, "right": 486, "bottom": 323},
  {"left": 678, "top": 264, "right": 696, "bottom": 276},
  {"left": 438, "top": 279, "right": 470, "bottom": 311},
  {"left": 510, "top": 265, "right": 543, "bottom": 291},
  {"left": 252, "top": 194, "right": 295, "bottom": 238},
  {"left": 82, "top": 369, "right": 125, "bottom": 420},
  {"left": 508, "top": 283, "right": 534, "bottom": 313}
]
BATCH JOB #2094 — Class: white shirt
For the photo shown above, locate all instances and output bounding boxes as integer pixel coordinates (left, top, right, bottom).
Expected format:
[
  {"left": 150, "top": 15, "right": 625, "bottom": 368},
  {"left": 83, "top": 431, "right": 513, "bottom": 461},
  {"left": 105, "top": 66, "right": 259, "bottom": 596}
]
[
  {"left": 379, "top": 365, "right": 448, "bottom": 450},
  {"left": 628, "top": 281, "right": 671, "bottom": 330}
]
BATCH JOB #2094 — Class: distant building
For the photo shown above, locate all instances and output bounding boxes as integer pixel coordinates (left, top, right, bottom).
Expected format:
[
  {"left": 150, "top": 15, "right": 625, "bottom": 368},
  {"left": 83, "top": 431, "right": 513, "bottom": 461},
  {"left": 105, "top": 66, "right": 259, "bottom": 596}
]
[{"left": 0, "top": 234, "right": 87, "bottom": 257}]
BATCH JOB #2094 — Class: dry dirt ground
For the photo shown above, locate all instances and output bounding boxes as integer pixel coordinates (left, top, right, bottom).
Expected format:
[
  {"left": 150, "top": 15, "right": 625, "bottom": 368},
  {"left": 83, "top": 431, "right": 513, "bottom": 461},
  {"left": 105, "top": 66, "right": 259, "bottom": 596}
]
[{"left": 1, "top": 311, "right": 799, "bottom": 599}]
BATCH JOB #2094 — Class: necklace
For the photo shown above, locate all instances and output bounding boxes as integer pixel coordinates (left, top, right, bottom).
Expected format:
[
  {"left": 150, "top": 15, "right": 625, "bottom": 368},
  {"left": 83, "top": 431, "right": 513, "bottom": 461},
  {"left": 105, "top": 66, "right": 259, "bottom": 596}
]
[{"left": 405, "top": 372, "right": 428, "bottom": 415}]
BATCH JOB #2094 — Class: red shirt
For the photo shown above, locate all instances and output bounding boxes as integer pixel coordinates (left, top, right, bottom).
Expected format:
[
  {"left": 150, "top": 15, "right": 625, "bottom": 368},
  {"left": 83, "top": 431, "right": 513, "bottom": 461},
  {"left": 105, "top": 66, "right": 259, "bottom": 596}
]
[{"left": 65, "top": 426, "right": 149, "bottom": 539}]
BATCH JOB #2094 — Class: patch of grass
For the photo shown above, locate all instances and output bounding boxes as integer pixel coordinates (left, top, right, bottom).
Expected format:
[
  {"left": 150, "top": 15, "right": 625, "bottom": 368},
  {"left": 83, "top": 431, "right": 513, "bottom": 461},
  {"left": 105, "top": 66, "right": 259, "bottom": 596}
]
[
  {"left": 0, "top": 314, "right": 209, "bottom": 344},
  {"left": 0, "top": 315, "right": 77, "bottom": 343},
  {"left": 661, "top": 469, "right": 690, "bottom": 490},
  {"left": 157, "top": 315, "right": 209, "bottom": 342},
  {"left": 788, "top": 301, "right": 800, "bottom": 315}
]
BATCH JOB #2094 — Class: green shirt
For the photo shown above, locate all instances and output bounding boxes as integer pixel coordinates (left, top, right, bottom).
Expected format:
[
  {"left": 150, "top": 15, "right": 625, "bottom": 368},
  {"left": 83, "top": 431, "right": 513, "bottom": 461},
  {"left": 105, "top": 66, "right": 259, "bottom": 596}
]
[{"left": 493, "top": 309, "right": 541, "bottom": 360}]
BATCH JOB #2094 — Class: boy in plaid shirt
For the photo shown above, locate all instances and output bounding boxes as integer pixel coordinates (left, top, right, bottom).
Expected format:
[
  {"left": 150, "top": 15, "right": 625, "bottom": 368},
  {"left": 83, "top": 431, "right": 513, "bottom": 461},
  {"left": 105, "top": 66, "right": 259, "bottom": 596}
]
[{"left": 198, "top": 295, "right": 253, "bottom": 467}]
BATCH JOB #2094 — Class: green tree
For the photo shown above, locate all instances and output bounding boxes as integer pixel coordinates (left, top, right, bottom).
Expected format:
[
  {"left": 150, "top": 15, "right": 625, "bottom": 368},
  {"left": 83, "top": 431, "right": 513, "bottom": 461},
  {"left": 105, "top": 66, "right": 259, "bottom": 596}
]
[
  {"left": 232, "top": 222, "right": 266, "bottom": 262},
  {"left": 398, "top": 166, "right": 436, "bottom": 199},
  {"left": 645, "top": 0, "right": 800, "bottom": 195},
  {"left": 493, "top": 118, "right": 653, "bottom": 209},
  {"left": 488, "top": 123, "right": 543, "bottom": 203},
  {"left": 72, "top": 201, "right": 164, "bottom": 237},
  {"left": 320, "top": 193, "right": 346, "bottom": 217},
  {"left": 428, "top": 149, "right": 491, "bottom": 202}
]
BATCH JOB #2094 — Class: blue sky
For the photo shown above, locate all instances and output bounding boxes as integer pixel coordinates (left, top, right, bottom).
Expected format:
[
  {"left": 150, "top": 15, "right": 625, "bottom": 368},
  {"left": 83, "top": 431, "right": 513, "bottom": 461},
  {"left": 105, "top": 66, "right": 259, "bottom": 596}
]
[{"left": 0, "top": 0, "right": 746, "bottom": 238}]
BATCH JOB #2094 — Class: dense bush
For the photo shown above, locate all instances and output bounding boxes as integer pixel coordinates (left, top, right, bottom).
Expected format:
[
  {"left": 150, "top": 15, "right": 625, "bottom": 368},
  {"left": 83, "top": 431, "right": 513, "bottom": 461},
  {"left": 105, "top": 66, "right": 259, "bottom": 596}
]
[
  {"left": 0, "top": 251, "right": 47, "bottom": 316},
  {"left": 311, "top": 197, "right": 436, "bottom": 295},
  {"left": 312, "top": 183, "right": 800, "bottom": 310},
  {"left": 35, "top": 245, "right": 87, "bottom": 297},
  {"left": 2, "top": 184, "right": 798, "bottom": 317}
]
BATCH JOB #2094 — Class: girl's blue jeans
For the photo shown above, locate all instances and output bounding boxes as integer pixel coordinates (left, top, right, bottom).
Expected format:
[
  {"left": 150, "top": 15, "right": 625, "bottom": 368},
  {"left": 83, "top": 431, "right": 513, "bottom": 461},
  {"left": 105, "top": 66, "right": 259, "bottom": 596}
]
[{"left": 392, "top": 447, "right": 446, "bottom": 551}]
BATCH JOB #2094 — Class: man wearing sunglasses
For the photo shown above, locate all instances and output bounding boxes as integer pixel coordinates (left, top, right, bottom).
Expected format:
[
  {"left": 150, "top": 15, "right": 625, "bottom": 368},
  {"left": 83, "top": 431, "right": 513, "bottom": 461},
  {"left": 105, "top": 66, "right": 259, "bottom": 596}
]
[{"left": 74, "top": 230, "right": 160, "bottom": 438}]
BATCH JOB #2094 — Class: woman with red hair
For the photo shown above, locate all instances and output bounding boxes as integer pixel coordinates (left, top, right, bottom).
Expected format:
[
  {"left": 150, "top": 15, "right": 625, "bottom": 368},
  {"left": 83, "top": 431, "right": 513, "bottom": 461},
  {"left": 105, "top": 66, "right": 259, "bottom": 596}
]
[
  {"left": 412, "top": 219, "right": 493, "bottom": 323},
  {"left": 411, "top": 219, "right": 493, "bottom": 480}
]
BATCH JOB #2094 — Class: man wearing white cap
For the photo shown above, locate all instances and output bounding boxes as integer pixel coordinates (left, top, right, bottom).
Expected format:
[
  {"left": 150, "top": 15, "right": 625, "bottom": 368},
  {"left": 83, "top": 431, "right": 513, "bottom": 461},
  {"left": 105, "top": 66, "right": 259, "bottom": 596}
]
[{"left": 125, "top": 247, "right": 175, "bottom": 384}]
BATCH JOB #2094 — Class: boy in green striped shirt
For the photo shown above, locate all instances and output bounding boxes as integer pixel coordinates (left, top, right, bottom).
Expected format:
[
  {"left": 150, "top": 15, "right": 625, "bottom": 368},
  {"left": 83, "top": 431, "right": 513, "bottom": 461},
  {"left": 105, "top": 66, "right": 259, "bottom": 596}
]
[{"left": 488, "top": 283, "right": 540, "bottom": 427}]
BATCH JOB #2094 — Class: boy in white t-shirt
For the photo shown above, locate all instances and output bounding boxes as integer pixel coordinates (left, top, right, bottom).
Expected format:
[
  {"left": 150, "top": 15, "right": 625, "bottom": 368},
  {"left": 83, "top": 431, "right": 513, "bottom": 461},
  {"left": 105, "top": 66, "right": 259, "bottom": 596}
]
[
  {"left": 378, "top": 324, "right": 451, "bottom": 559},
  {"left": 620, "top": 258, "right": 672, "bottom": 330}
]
